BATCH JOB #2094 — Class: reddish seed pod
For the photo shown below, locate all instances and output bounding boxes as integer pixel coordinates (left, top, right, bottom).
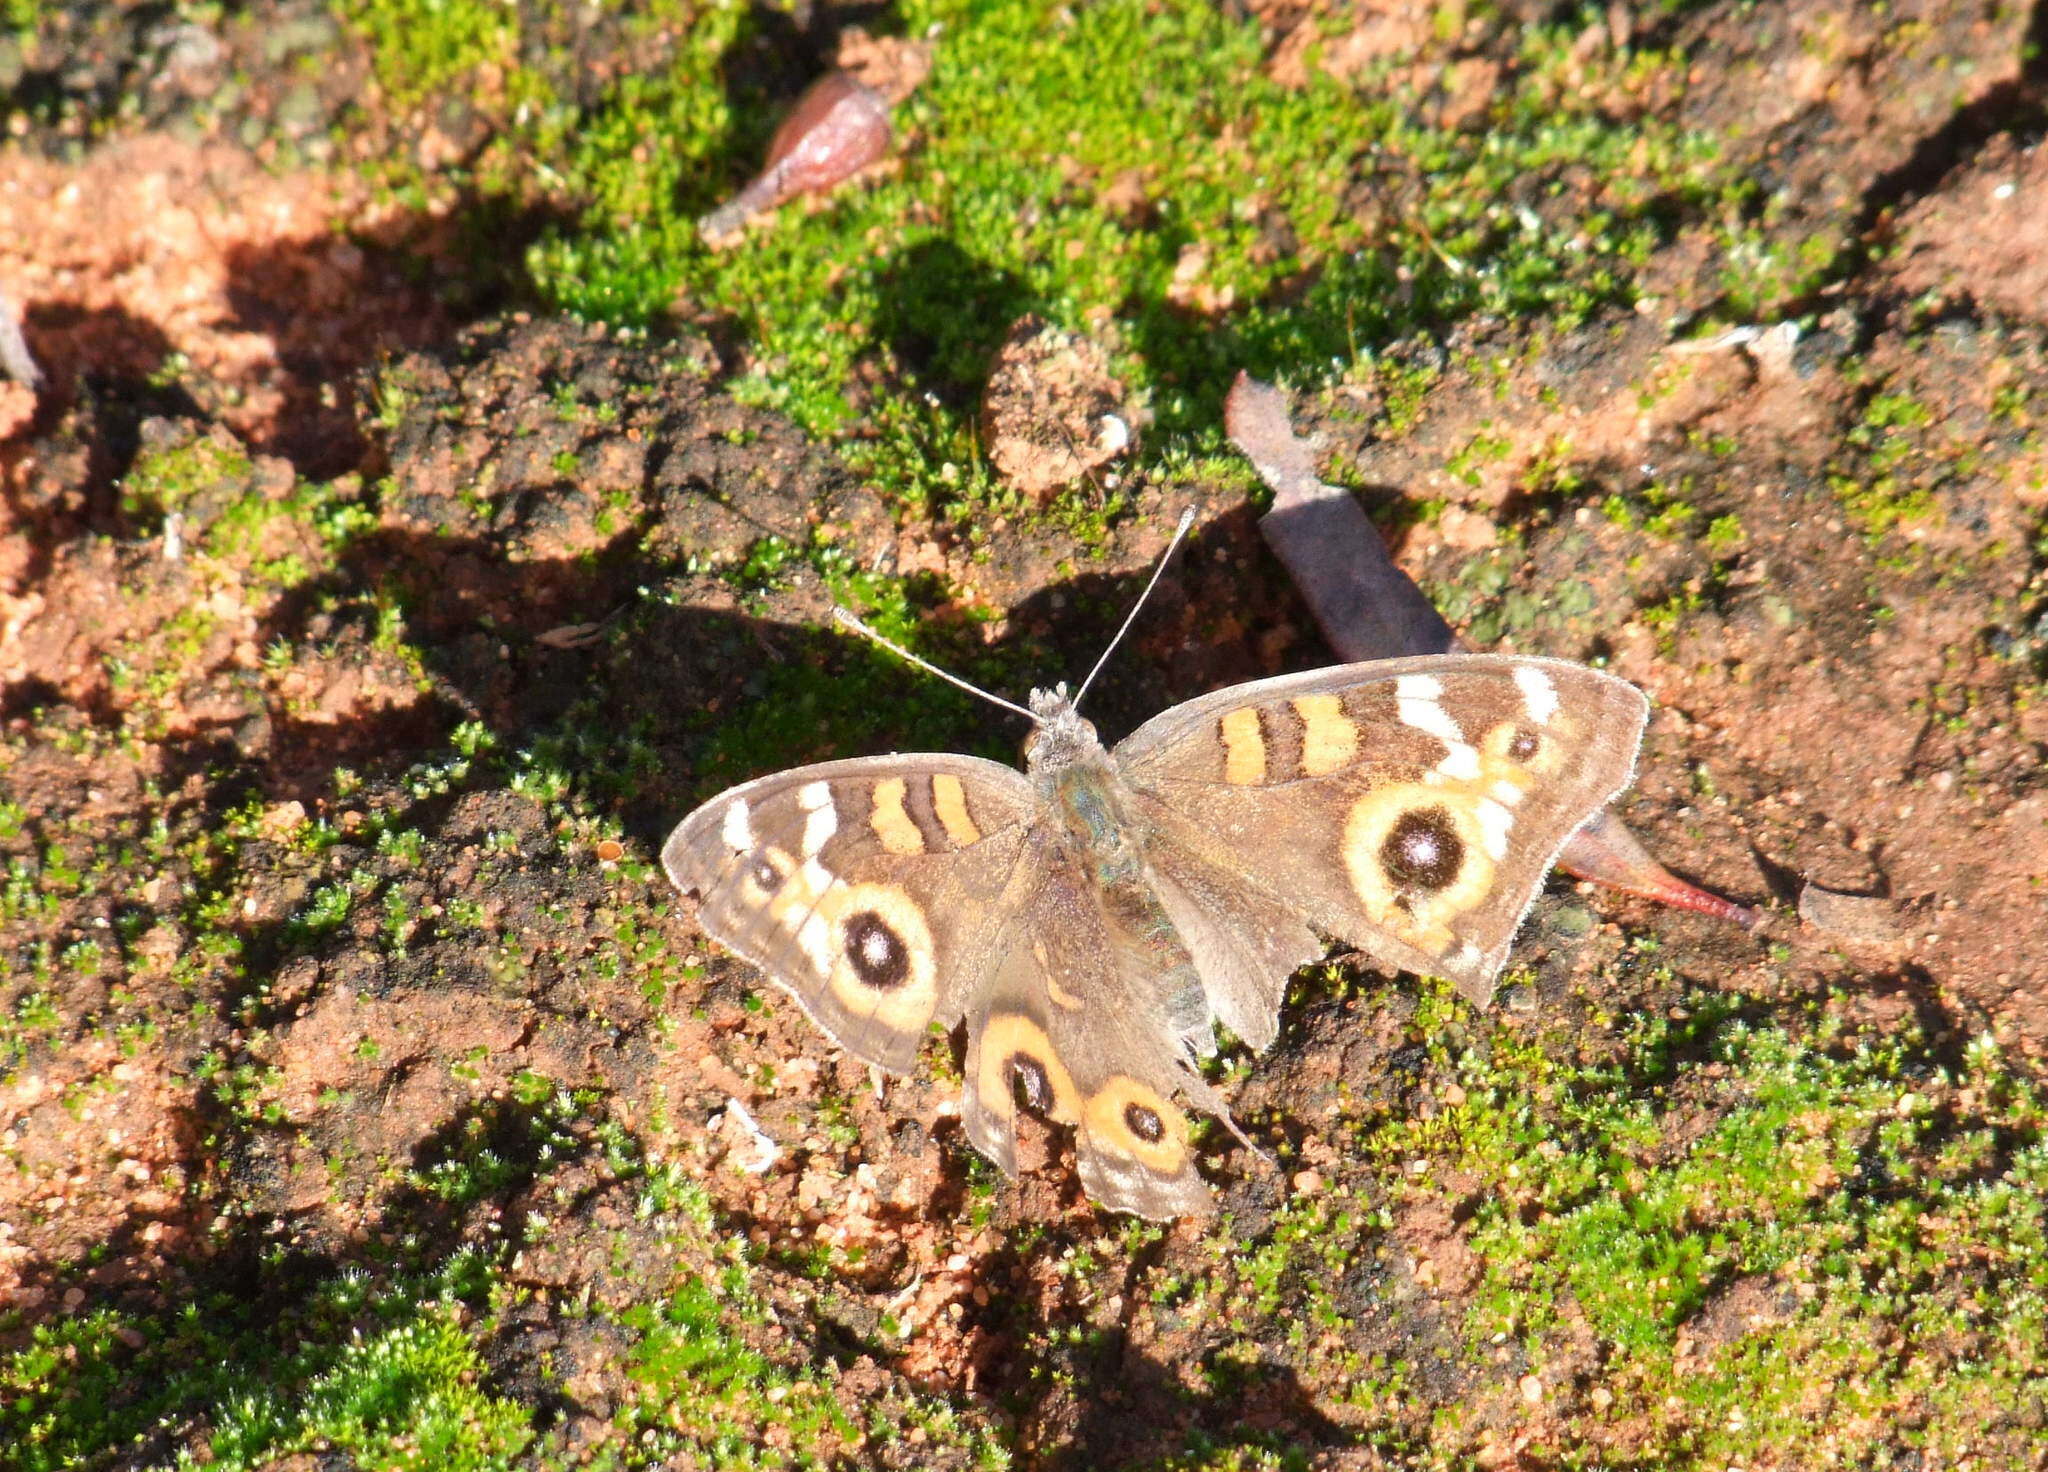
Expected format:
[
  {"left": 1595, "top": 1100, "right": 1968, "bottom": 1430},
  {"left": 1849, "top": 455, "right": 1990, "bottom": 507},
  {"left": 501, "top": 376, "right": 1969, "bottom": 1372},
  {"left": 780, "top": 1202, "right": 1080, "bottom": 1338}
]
[
  {"left": 699, "top": 72, "right": 892, "bottom": 243},
  {"left": 1555, "top": 809, "right": 1760, "bottom": 928}
]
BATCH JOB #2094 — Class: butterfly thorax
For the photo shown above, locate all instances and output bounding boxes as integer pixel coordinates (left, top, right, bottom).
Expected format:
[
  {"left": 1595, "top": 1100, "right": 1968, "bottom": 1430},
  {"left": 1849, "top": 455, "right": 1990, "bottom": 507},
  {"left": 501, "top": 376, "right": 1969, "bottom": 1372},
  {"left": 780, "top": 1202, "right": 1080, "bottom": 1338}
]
[{"left": 1023, "top": 687, "right": 1150, "bottom": 887}]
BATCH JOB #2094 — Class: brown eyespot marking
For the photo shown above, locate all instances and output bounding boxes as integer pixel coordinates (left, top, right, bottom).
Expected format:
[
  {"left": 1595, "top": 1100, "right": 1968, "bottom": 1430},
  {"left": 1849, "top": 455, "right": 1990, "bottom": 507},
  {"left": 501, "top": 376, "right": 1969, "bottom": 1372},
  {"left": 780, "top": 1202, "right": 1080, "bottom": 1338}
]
[
  {"left": 841, "top": 909, "right": 911, "bottom": 990},
  {"left": 734, "top": 845, "right": 794, "bottom": 907},
  {"left": 1011, "top": 1052, "right": 1055, "bottom": 1112},
  {"left": 1481, "top": 720, "right": 1560, "bottom": 780},
  {"left": 1380, "top": 805, "right": 1465, "bottom": 891},
  {"left": 976, "top": 1014, "right": 1080, "bottom": 1126},
  {"left": 1123, "top": 1101, "right": 1166, "bottom": 1143},
  {"left": 806, "top": 881, "right": 938, "bottom": 1029},
  {"left": 1083, "top": 1075, "right": 1188, "bottom": 1175},
  {"left": 1341, "top": 783, "right": 1500, "bottom": 959}
]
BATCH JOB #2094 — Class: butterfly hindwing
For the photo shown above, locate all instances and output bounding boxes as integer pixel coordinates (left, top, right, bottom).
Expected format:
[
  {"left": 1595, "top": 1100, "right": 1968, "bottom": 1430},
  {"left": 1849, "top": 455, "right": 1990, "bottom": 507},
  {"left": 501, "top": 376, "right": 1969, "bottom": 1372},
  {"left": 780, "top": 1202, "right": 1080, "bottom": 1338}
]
[
  {"left": 958, "top": 847, "right": 1226, "bottom": 1220},
  {"left": 1115, "top": 654, "right": 1648, "bottom": 1022},
  {"left": 663, "top": 755, "right": 1039, "bottom": 1073}
]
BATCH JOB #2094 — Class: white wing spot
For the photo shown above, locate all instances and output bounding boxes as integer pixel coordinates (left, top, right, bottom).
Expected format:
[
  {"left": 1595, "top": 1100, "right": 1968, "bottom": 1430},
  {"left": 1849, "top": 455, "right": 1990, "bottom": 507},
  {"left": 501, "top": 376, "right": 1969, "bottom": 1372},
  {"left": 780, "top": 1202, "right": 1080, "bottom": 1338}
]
[
  {"left": 795, "top": 912, "right": 834, "bottom": 974},
  {"left": 721, "top": 799, "right": 753, "bottom": 851},
  {"left": 1398, "top": 694, "right": 1462, "bottom": 745},
  {"left": 1490, "top": 779, "right": 1525, "bottom": 807},
  {"left": 800, "top": 855, "right": 835, "bottom": 895},
  {"left": 1399, "top": 684, "right": 1480, "bottom": 781},
  {"left": 1515, "top": 666, "right": 1560, "bottom": 725},
  {"left": 798, "top": 783, "right": 838, "bottom": 855},
  {"left": 1435, "top": 743, "right": 1481, "bottom": 781},
  {"left": 1476, "top": 796, "right": 1515, "bottom": 860}
]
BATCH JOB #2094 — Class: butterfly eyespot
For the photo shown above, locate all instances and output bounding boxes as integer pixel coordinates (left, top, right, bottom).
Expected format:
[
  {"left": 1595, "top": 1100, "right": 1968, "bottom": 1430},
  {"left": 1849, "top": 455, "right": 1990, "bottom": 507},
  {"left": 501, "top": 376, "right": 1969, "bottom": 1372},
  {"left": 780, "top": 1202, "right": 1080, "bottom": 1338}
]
[
  {"left": 1009, "top": 1052, "right": 1054, "bottom": 1112},
  {"left": 812, "top": 883, "right": 937, "bottom": 1030},
  {"left": 1509, "top": 728, "right": 1541, "bottom": 761},
  {"left": 1380, "top": 806, "right": 1465, "bottom": 892},
  {"left": 979, "top": 1015, "right": 1079, "bottom": 1126},
  {"left": 1084, "top": 1076, "right": 1187, "bottom": 1174},
  {"left": 1344, "top": 784, "right": 1500, "bottom": 956},
  {"left": 736, "top": 846, "right": 794, "bottom": 904},
  {"left": 841, "top": 909, "right": 911, "bottom": 990},
  {"left": 1122, "top": 1102, "right": 1165, "bottom": 1144}
]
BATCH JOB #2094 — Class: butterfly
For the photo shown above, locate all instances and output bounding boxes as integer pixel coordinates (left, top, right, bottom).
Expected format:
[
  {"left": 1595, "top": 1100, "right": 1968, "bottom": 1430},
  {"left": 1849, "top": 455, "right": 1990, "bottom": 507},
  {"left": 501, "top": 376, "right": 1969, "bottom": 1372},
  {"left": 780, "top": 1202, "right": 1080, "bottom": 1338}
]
[{"left": 664, "top": 599, "right": 1646, "bottom": 1219}]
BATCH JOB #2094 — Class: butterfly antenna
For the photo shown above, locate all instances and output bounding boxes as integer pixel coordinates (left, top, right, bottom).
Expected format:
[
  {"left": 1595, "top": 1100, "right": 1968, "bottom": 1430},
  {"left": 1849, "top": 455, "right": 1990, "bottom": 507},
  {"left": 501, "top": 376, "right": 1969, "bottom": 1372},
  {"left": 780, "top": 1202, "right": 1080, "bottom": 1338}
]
[
  {"left": 829, "top": 607, "right": 1041, "bottom": 724},
  {"left": 1072, "top": 507, "right": 1197, "bottom": 709}
]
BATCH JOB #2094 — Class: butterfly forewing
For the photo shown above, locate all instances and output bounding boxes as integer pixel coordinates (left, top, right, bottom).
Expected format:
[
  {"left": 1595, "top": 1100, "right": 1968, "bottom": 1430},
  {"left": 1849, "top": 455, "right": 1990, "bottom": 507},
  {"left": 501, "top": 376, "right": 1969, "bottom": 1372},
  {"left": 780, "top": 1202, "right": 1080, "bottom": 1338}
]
[
  {"left": 1114, "top": 654, "right": 1647, "bottom": 1016},
  {"left": 663, "top": 755, "right": 1040, "bottom": 1073}
]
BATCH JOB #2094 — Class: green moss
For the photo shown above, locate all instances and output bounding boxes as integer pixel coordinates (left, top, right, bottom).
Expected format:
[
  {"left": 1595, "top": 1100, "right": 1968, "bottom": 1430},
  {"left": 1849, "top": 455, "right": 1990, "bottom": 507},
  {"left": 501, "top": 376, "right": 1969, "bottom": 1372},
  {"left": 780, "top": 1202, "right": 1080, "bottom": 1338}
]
[
  {"left": 1364, "top": 988, "right": 2048, "bottom": 1463},
  {"left": 1715, "top": 218, "right": 1850, "bottom": 321},
  {"left": 14, "top": 5, "right": 2026, "bottom": 1466},
  {"left": 1, "top": 0, "right": 47, "bottom": 34},
  {"left": 120, "top": 434, "right": 253, "bottom": 524},
  {"left": 188, "top": 1313, "right": 533, "bottom": 1472},
  {"left": 1828, "top": 388, "right": 1950, "bottom": 541},
  {"left": 0, "top": 1258, "right": 529, "bottom": 1472},
  {"left": 614, "top": 1279, "right": 854, "bottom": 1465},
  {"left": 335, "top": 0, "right": 521, "bottom": 109},
  {"left": 342, "top": 0, "right": 1736, "bottom": 525},
  {"left": 1089, "top": 972, "right": 2048, "bottom": 1465},
  {"left": 1702, "top": 512, "right": 1746, "bottom": 551},
  {"left": 1423, "top": 531, "right": 1603, "bottom": 648},
  {"left": 1444, "top": 427, "right": 1515, "bottom": 488},
  {"left": 0, "top": 987, "right": 62, "bottom": 1079}
]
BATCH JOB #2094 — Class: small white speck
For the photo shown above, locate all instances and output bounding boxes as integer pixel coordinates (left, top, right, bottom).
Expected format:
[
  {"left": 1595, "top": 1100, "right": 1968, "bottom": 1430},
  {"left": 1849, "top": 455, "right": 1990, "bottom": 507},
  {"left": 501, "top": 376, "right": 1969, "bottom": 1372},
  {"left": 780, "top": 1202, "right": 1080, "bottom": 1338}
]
[{"left": 718, "top": 1097, "right": 782, "bottom": 1175}]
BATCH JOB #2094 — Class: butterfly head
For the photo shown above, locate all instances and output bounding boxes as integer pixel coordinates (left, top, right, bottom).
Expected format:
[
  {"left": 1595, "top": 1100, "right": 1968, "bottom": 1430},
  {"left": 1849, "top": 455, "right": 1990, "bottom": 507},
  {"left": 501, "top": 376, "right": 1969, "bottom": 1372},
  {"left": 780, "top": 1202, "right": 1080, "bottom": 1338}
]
[{"left": 1023, "top": 683, "right": 1103, "bottom": 774}]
